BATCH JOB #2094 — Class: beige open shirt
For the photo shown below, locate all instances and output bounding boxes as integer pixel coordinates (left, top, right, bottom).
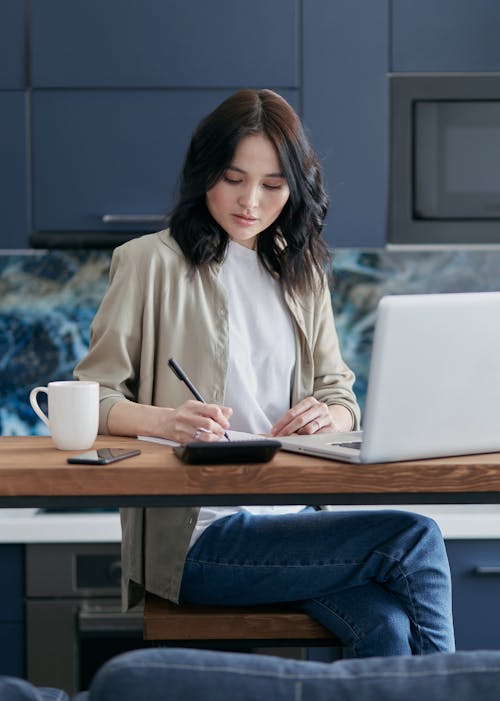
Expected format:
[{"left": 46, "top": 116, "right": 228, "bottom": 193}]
[{"left": 74, "top": 229, "right": 360, "bottom": 609}]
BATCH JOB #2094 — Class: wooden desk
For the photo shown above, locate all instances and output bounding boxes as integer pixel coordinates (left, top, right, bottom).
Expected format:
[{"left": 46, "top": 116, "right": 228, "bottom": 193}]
[{"left": 2, "top": 435, "right": 500, "bottom": 509}]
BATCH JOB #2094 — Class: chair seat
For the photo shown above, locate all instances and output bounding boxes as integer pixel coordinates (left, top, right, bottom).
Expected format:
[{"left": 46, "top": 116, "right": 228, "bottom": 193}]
[{"left": 143, "top": 593, "right": 332, "bottom": 643}]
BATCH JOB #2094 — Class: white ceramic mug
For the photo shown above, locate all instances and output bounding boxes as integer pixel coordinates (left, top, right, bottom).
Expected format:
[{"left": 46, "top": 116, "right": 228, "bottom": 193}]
[{"left": 29, "top": 380, "right": 99, "bottom": 450}]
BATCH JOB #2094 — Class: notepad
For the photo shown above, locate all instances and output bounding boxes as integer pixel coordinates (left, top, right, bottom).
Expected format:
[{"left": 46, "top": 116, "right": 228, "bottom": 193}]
[{"left": 137, "top": 429, "right": 265, "bottom": 447}]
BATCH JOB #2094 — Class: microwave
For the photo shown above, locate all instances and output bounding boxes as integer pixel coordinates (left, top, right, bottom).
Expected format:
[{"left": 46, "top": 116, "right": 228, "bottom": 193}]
[{"left": 389, "top": 73, "right": 500, "bottom": 247}]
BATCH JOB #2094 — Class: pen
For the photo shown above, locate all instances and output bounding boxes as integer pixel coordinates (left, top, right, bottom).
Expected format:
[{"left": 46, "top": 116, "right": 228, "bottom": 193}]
[{"left": 168, "top": 358, "right": 230, "bottom": 441}]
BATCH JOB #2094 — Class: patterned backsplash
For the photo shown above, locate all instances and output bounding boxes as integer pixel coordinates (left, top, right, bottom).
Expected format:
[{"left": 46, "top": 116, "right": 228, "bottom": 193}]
[{"left": 2, "top": 247, "right": 499, "bottom": 436}]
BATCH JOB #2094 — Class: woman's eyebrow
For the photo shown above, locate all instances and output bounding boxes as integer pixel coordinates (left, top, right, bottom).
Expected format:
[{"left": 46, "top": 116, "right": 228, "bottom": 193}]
[{"left": 227, "top": 165, "right": 285, "bottom": 178}]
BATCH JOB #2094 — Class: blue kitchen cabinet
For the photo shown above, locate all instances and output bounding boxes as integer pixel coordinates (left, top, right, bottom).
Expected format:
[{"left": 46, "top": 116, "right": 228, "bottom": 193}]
[
  {"left": 0, "top": 93, "right": 29, "bottom": 249},
  {"left": 446, "top": 540, "right": 500, "bottom": 650},
  {"left": 0, "top": 0, "right": 25, "bottom": 88},
  {"left": 0, "top": 545, "right": 25, "bottom": 677},
  {"left": 28, "top": 0, "right": 299, "bottom": 247},
  {"left": 31, "top": 0, "right": 298, "bottom": 89},
  {"left": 0, "top": 0, "right": 28, "bottom": 249},
  {"left": 392, "top": 0, "right": 500, "bottom": 71},
  {"left": 302, "top": 0, "right": 388, "bottom": 248},
  {"left": 30, "top": 89, "right": 298, "bottom": 246}
]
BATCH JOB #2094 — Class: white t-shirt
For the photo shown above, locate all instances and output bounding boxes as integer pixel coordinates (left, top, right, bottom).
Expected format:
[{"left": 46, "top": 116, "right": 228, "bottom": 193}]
[{"left": 189, "top": 241, "right": 305, "bottom": 548}]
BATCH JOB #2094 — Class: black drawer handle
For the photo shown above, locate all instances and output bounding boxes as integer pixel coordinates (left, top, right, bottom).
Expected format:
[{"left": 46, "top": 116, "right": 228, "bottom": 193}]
[{"left": 473, "top": 566, "right": 500, "bottom": 576}]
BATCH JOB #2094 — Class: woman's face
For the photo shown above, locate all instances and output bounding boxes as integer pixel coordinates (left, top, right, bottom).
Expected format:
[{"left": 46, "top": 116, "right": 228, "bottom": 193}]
[{"left": 206, "top": 133, "right": 290, "bottom": 249}]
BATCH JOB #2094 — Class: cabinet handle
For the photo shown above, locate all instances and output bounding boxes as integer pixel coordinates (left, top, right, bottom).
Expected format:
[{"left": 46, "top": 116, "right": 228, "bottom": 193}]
[
  {"left": 101, "top": 214, "right": 166, "bottom": 224},
  {"left": 473, "top": 566, "right": 500, "bottom": 576}
]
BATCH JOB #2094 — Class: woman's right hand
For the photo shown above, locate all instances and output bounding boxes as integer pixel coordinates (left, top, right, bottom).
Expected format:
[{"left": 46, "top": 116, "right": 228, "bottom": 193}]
[
  {"left": 167, "top": 399, "right": 232, "bottom": 443},
  {"left": 107, "top": 398, "right": 232, "bottom": 444}
]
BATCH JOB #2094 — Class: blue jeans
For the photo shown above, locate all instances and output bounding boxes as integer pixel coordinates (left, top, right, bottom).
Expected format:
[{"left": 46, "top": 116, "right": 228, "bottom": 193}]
[
  {"left": 180, "top": 508, "right": 455, "bottom": 657},
  {"left": 77, "top": 648, "right": 500, "bottom": 701}
]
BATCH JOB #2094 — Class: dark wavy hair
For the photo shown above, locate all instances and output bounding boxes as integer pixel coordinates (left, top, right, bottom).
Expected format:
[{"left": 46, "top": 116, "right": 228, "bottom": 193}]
[{"left": 169, "top": 89, "right": 331, "bottom": 294}]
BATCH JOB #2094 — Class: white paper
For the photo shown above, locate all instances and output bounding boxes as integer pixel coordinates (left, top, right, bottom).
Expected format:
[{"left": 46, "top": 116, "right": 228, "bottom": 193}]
[{"left": 137, "top": 429, "right": 265, "bottom": 446}]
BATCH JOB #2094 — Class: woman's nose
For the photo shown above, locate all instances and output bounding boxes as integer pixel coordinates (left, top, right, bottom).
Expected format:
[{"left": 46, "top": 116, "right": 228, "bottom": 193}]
[{"left": 238, "top": 184, "right": 259, "bottom": 209}]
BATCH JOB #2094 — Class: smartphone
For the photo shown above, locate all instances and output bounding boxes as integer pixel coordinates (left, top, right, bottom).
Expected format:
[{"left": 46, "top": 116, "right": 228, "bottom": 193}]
[
  {"left": 173, "top": 439, "right": 281, "bottom": 465},
  {"left": 67, "top": 448, "right": 141, "bottom": 464}
]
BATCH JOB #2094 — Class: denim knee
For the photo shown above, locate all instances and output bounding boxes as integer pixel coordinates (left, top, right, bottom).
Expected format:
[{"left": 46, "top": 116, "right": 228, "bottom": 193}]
[{"left": 394, "top": 511, "right": 448, "bottom": 558}]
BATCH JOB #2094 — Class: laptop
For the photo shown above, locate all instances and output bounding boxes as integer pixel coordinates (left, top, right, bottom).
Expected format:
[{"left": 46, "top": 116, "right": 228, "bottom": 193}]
[{"left": 279, "top": 291, "right": 500, "bottom": 463}]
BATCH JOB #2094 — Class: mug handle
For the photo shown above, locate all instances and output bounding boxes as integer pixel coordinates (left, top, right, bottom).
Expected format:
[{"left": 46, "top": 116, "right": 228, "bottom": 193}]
[{"left": 29, "top": 387, "right": 50, "bottom": 428}]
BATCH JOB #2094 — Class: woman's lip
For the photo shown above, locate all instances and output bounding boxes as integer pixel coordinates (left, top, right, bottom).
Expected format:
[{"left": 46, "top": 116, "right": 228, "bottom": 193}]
[{"left": 232, "top": 214, "right": 258, "bottom": 225}]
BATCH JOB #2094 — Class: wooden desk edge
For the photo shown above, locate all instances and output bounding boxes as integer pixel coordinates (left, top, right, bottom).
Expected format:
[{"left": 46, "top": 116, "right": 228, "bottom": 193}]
[{"left": 2, "top": 436, "right": 500, "bottom": 505}]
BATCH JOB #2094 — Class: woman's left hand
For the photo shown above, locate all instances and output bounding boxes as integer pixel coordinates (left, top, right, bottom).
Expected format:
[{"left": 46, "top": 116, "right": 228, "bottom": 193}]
[{"left": 270, "top": 398, "right": 352, "bottom": 437}]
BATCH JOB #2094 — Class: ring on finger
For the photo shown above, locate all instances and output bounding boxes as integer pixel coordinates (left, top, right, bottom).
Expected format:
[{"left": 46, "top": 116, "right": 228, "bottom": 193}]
[
  {"left": 193, "top": 427, "right": 210, "bottom": 441},
  {"left": 312, "top": 419, "right": 320, "bottom": 433}
]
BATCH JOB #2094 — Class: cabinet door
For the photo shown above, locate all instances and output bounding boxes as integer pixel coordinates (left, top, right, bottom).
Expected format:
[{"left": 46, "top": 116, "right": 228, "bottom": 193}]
[
  {"left": 0, "top": 93, "right": 29, "bottom": 248},
  {"left": 31, "top": 89, "right": 299, "bottom": 243},
  {"left": 0, "top": 545, "right": 24, "bottom": 676},
  {"left": 392, "top": 0, "right": 500, "bottom": 71},
  {"left": 0, "top": 624, "right": 24, "bottom": 677},
  {"left": 0, "top": 0, "right": 25, "bottom": 88},
  {"left": 446, "top": 540, "right": 500, "bottom": 650},
  {"left": 0, "top": 545, "right": 24, "bottom": 622},
  {"left": 302, "top": 0, "right": 388, "bottom": 248},
  {"left": 31, "top": 0, "right": 298, "bottom": 88}
]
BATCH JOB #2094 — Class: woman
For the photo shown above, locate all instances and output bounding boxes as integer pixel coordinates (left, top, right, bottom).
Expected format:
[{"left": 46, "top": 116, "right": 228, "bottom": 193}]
[{"left": 75, "top": 89, "right": 455, "bottom": 657}]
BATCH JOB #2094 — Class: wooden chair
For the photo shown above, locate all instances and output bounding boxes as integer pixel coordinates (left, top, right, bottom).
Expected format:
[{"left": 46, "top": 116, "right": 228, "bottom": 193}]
[{"left": 143, "top": 593, "right": 340, "bottom": 654}]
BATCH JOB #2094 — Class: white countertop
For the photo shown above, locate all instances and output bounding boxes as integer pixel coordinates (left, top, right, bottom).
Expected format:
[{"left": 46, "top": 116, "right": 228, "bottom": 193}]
[
  {"left": 1, "top": 505, "right": 500, "bottom": 543},
  {"left": 0, "top": 509, "right": 121, "bottom": 543},
  {"left": 325, "top": 504, "right": 500, "bottom": 539}
]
